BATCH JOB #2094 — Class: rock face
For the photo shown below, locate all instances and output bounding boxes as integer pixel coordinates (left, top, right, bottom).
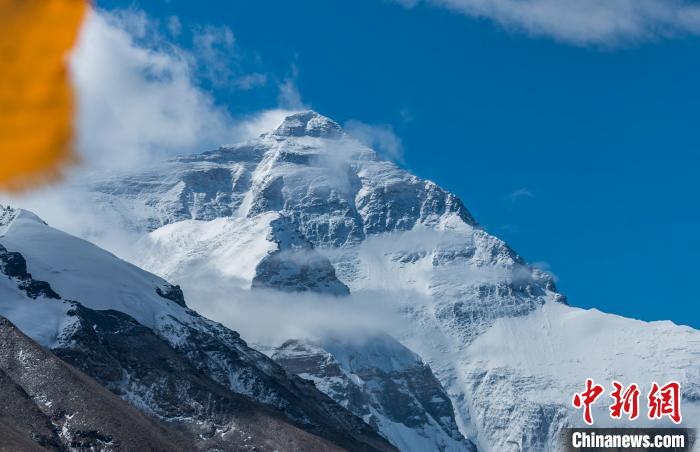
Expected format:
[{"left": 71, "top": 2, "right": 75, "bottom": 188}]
[
  {"left": 271, "top": 335, "right": 476, "bottom": 452},
  {"left": 0, "top": 243, "right": 59, "bottom": 300},
  {"left": 0, "top": 208, "right": 394, "bottom": 452},
  {"left": 0, "top": 316, "right": 192, "bottom": 451},
  {"left": 51, "top": 305, "right": 365, "bottom": 452},
  {"left": 252, "top": 216, "right": 350, "bottom": 295},
  {"left": 46, "top": 111, "right": 700, "bottom": 451}
]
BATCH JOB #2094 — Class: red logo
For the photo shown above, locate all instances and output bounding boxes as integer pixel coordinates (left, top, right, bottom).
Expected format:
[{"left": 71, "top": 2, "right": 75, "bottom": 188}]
[
  {"left": 572, "top": 378, "right": 605, "bottom": 425},
  {"left": 573, "top": 380, "right": 682, "bottom": 425},
  {"left": 609, "top": 381, "right": 640, "bottom": 420},
  {"left": 648, "top": 381, "right": 682, "bottom": 424}
]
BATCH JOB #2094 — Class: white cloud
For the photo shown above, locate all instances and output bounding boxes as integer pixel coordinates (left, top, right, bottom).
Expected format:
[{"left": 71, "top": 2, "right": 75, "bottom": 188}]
[
  {"left": 178, "top": 282, "right": 412, "bottom": 347},
  {"left": 107, "top": 8, "right": 150, "bottom": 39},
  {"left": 276, "top": 63, "right": 307, "bottom": 110},
  {"left": 509, "top": 188, "right": 534, "bottom": 203},
  {"left": 227, "top": 108, "right": 302, "bottom": 142},
  {"left": 235, "top": 72, "right": 268, "bottom": 90},
  {"left": 70, "top": 9, "right": 236, "bottom": 171},
  {"left": 167, "top": 16, "right": 182, "bottom": 37},
  {"left": 1, "top": 8, "right": 299, "bottom": 250},
  {"left": 531, "top": 261, "right": 558, "bottom": 282},
  {"left": 194, "top": 24, "right": 235, "bottom": 49},
  {"left": 277, "top": 78, "right": 306, "bottom": 110},
  {"left": 396, "top": 0, "right": 700, "bottom": 45},
  {"left": 192, "top": 24, "right": 237, "bottom": 84},
  {"left": 344, "top": 120, "right": 404, "bottom": 162}
]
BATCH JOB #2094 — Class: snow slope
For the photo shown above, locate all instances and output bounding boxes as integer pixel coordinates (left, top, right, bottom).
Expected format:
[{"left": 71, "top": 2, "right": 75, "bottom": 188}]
[
  {"left": 81, "top": 111, "right": 700, "bottom": 451},
  {"left": 1, "top": 207, "right": 189, "bottom": 331},
  {"left": 0, "top": 206, "right": 394, "bottom": 451}
]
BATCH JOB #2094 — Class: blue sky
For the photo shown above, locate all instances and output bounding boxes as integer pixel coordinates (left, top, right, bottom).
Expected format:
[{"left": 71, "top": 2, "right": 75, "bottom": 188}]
[{"left": 96, "top": 0, "right": 700, "bottom": 328}]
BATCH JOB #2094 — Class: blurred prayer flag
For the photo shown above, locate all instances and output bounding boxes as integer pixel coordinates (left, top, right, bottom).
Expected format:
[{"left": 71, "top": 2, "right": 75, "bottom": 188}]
[{"left": 0, "top": 0, "right": 87, "bottom": 191}]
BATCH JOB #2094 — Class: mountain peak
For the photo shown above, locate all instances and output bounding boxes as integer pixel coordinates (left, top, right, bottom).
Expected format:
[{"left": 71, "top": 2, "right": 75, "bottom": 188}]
[
  {"left": 272, "top": 111, "right": 343, "bottom": 138},
  {"left": 0, "top": 205, "right": 16, "bottom": 228}
]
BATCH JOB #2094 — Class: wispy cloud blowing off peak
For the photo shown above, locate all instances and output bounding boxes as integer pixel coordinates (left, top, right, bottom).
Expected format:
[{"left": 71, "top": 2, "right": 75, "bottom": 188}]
[
  {"left": 70, "top": 9, "right": 236, "bottom": 171},
  {"left": 395, "top": 0, "right": 700, "bottom": 46},
  {"left": 344, "top": 120, "right": 405, "bottom": 163},
  {"left": 68, "top": 8, "right": 304, "bottom": 173}
]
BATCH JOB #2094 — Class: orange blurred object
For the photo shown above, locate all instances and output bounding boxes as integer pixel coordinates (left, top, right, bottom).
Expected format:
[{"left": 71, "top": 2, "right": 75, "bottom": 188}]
[{"left": 0, "top": 0, "right": 87, "bottom": 191}]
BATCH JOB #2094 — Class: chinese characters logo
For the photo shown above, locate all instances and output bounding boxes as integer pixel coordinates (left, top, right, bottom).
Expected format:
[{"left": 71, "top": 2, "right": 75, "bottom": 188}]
[{"left": 572, "top": 379, "right": 681, "bottom": 425}]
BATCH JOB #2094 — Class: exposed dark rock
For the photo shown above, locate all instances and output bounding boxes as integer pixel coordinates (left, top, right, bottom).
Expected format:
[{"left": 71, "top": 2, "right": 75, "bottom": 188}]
[
  {"left": 156, "top": 283, "right": 187, "bottom": 307},
  {"left": 53, "top": 304, "right": 394, "bottom": 452},
  {"left": 272, "top": 111, "right": 344, "bottom": 138},
  {"left": 0, "top": 244, "right": 59, "bottom": 300},
  {"left": 272, "top": 336, "right": 476, "bottom": 451},
  {"left": 0, "top": 316, "right": 192, "bottom": 451},
  {"left": 253, "top": 216, "right": 350, "bottom": 295},
  {"left": 0, "top": 368, "right": 64, "bottom": 452}
]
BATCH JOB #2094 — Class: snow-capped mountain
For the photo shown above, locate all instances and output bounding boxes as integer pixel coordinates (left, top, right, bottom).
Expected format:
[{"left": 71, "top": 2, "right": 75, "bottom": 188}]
[
  {"left": 73, "top": 111, "right": 700, "bottom": 451},
  {"left": 270, "top": 334, "right": 475, "bottom": 451},
  {"left": 0, "top": 205, "right": 394, "bottom": 451}
]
